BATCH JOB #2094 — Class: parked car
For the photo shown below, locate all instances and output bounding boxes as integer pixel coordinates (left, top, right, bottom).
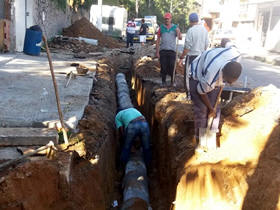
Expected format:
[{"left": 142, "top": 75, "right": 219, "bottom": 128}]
[
  {"left": 133, "top": 19, "right": 155, "bottom": 42},
  {"left": 211, "top": 28, "right": 236, "bottom": 47}
]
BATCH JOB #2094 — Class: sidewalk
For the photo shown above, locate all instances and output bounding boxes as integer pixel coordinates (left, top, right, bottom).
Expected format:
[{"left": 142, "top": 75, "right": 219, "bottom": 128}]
[
  {"left": 241, "top": 46, "right": 280, "bottom": 66},
  {"left": 0, "top": 52, "right": 97, "bottom": 130}
]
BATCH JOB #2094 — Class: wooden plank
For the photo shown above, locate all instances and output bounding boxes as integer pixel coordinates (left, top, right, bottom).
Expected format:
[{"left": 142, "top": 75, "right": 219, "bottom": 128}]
[{"left": 0, "top": 128, "right": 58, "bottom": 146}]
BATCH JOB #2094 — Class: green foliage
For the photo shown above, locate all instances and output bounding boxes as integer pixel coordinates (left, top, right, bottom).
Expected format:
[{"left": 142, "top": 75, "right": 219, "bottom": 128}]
[{"left": 50, "top": 0, "right": 67, "bottom": 11}]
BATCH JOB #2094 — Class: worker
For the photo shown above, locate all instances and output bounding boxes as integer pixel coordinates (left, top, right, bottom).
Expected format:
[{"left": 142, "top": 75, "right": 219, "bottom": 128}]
[
  {"left": 139, "top": 18, "right": 149, "bottom": 46},
  {"left": 155, "top": 13, "right": 182, "bottom": 86},
  {"left": 179, "top": 12, "right": 209, "bottom": 69},
  {"left": 126, "top": 17, "right": 136, "bottom": 48},
  {"left": 115, "top": 107, "right": 151, "bottom": 166},
  {"left": 189, "top": 46, "right": 242, "bottom": 149}
]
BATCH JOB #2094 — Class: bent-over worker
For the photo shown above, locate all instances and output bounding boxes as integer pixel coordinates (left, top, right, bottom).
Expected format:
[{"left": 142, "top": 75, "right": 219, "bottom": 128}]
[
  {"left": 115, "top": 107, "right": 151, "bottom": 166},
  {"left": 190, "top": 46, "right": 242, "bottom": 148}
]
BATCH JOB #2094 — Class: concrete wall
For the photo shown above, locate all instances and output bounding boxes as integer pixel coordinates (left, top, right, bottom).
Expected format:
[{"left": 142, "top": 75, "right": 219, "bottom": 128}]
[
  {"left": 10, "top": 0, "right": 90, "bottom": 52},
  {"left": 0, "top": 1, "right": 4, "bottom": 19},
  {"left": 33, "top": 0, "right": 72, "bottom": 39},
  {"left": 14, "top": 0, "right": 26, "bottom": 51}
]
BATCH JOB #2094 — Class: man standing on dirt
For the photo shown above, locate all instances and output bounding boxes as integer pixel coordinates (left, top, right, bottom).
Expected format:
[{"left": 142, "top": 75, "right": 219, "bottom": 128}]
[
  {"left": 115, "top": 107, "right": 151, "bottom": 166},
  {"left": 179, "top": 12, "right": 209, "bottom": 69},
  {"left": 155, "top": 13, "right": 182, "bottom": 86},
  {"left": 126, "top": 17, "right": 136, "bottom": 48},
  {"left": 139, "top": 18, "right": 149, "bottom": 46},
  {"left": 189, "top": 47, "right": 242, "bottom": 150}
]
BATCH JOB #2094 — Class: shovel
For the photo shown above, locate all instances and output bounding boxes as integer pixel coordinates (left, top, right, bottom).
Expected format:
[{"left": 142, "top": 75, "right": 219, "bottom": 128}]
[
  {"left": 184, "top": 56, "right": 191, "bottom": 100},
  {"left": 198, "top": 85, "right": 224, "bottom": 152},
  {"left": 172, "top": 29, "right": 180, "bottom": 86}
]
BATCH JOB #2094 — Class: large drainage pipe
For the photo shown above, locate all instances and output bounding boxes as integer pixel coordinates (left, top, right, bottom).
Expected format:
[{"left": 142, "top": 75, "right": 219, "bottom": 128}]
[
  {"left": 115, "top": 73, "right": 150, "bottom": 209},
  {"left": 121, "top": 152, "right": 150, "bottom": 209},
  {"left": 116, "top": 73, "right": 133, "bottom": 109}
]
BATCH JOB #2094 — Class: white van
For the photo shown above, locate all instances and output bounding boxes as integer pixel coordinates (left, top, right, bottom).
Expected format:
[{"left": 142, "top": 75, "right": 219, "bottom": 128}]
[{"left": 90, "top": 5, "right": 127, "bottom": 40}]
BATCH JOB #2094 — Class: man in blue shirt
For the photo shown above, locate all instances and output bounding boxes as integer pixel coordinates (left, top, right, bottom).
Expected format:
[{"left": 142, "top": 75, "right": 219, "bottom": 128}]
[{"left": 115, "top": 107, "right": 151, "bottom": 166}]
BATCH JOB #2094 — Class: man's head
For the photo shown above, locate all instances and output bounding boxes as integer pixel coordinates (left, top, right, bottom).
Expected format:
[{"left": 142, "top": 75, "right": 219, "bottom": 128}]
[
  {"left": 189, "top": 13, "right": 199, "bottom": 24},
  {"left": 141, "top": 18, "right": 145, "bottom": 23},
  {"left": 131, "top": 17, "right": 135, "bottom": 21},
  {"left": 222, "top": 61, "right": 242, "bottom": 84},
  {"left": 221, "top": 38, "right": 231, "bottom": 48},
  {"left": 164, "top": 13, "right": 172, "bottom": 25}
]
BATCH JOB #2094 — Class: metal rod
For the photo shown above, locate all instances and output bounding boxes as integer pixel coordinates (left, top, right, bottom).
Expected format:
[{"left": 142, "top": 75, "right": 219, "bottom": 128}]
[{"left": 42, "top": 35, "right": 69, "bottom": 144}]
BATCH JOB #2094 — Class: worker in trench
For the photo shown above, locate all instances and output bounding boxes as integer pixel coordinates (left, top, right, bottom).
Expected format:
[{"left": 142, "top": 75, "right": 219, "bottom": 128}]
[
  {"left": 115, "top": 107, "right": 151, "bottom": 167},
  {"left": 189, "top": 46, "right": 242, "bottom": 150}
]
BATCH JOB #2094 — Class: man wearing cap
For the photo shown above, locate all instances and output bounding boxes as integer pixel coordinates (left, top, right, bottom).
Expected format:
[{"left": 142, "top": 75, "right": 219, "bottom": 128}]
[
  {"left": 115, "top": 107, "right": 151, "bottom": 166},
  {"left": 155, "top": 13, "right": 182, "bottom": 86},
  {"left": 179, "top": 12, "right": 209, "bottom": 70},
  {"left": 126, "top": 17, "right": 136, "bottom": 48}
]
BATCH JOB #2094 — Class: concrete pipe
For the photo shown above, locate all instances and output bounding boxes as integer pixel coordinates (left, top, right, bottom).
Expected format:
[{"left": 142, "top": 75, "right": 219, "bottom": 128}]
[
  {"left": 121, "top": 152, "right": 150, "bottom": 210},
  {"left": 116, "top": 73, "right": 133, "bottom": 109}
]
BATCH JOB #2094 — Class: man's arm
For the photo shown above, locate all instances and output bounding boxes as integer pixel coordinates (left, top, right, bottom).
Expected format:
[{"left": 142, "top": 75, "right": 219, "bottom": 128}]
[
  {"left": 179, "top": 48, "right": 190, "bottom": 63},
  {"left": 200, "top": 93, "right": 215, "bottom": 117},
  {"left": 118, "top": 126, "right": 124, "bottom": 137},
  {"left": 176, "top": 27, "right": 182, "bottom": 40}
]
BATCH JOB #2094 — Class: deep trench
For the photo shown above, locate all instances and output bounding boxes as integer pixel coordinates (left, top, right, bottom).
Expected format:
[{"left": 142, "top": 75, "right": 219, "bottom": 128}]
[
  {"left": 116, "top": 54, "right": 174, "bottom": 209},
  {"left": 0, "top": 52, "right": 176, "bottom": 210}
]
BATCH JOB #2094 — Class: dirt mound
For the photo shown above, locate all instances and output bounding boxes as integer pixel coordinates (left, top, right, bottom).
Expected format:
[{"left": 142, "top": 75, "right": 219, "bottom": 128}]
[
  {"left": 135, "top": 56, "right": 160, "bottom": 78},
  {"left": 63, "top": 17, "right": 123, "bottom": 49}
]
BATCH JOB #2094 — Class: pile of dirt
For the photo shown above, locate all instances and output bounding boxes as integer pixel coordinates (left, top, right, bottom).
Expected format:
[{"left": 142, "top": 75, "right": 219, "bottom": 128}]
[
  {"left": 62, "top": 17, "right": 123, "bottom": 49},
  {"left": 135, "top": 56, "right": 160, "bottom": 78}
]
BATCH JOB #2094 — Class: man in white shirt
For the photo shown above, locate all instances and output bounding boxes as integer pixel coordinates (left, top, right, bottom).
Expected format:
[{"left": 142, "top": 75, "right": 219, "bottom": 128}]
[
  {"left": 126, "top": 17, "right": 136, "bottom": 48},
  {"left": 189, "top": 46, "right": 242, "bottom": 145},
  {"left": 179, "top": 13, "right": 209, "bottom": 67}
]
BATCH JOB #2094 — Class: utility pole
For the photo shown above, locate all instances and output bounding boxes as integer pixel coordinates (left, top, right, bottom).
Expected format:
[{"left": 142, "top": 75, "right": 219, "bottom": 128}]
[
  {"left": 97, "top": 0, "right": 102, "bottom": 31},
  {"left": 136, "top": 0, "right": 139, "bottom": 17},
  {"left": 170, "top": 0, "right": 173, "bottom": 13}
]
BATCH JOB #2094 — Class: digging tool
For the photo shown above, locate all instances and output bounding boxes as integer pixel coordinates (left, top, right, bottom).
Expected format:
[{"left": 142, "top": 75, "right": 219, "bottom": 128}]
[
  {"left": 65, "top": 71, "right": 75, "bottom": 88},
  {"left": 198, "top": 85, "right": 224, "bottom": 152},
  {"left": 172, "top": 34, "right": 179, "bottom": 86},
  {"left": 184, "top": 56, "right": 191, "bottom": 100},
  {"left": 42, "top": 35, "right": 69, "bottom": 144}
]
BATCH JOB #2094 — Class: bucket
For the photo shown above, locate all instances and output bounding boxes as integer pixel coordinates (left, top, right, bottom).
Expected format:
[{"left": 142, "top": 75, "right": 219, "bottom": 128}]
[{"left": 23, "top": 28, "right": 42, "bottom": 56}]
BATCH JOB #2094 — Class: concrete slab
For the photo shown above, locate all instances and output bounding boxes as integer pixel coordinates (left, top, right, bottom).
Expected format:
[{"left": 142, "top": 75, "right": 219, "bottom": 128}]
[
  {"left": 0, "top": 147, "right": 22, "bottom": 160},
  {"left": 0, "top": 128, "right": 58, "bottom": 146},
  {"left": 0, "top": 52, "right": 97, "bottom": 129}
]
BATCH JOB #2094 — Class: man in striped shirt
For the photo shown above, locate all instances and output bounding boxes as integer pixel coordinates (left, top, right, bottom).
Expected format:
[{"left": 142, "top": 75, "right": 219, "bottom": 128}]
[{"left": 190, "top": 46, "right": 242, "bottom": 143}]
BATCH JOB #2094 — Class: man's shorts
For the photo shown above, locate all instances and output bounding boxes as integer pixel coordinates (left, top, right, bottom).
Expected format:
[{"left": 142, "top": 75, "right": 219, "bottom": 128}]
[{"left": 140, "top": 35, "right": 146, "bottom": 43}]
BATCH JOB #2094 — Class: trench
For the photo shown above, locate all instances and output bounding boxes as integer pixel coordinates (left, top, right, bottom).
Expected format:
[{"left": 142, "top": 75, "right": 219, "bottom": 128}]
[
  {"left": 0, "top": 48, "right": 185, "bottom": 210},
  {"left": 2, "top": 45, "right": 272, "bottom": 210}
]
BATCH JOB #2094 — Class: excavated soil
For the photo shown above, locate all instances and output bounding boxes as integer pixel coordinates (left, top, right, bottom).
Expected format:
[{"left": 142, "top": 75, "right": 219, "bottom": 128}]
[
  {"left": 0, "top": 55, "right": 125, "bottom": 209},
  {"left": 63, "top": 17, "right": 123, "bottom": 49},
  {"left": 132, "top": 48, "right": 280, "bottom": 210}
]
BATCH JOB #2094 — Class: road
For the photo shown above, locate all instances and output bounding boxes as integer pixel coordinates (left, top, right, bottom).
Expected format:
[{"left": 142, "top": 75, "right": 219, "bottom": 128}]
[
  {"left": 239, "top": 58, "right": 280, "bottom": 89},
  {"left": 177, "top": 34, "right": 280, "bottom": 89}
]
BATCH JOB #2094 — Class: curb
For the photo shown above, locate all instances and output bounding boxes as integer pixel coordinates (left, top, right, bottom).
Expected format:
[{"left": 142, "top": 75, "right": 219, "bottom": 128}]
[{"left": 243, "top": 54, "right": 280, "bottom": 66}]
